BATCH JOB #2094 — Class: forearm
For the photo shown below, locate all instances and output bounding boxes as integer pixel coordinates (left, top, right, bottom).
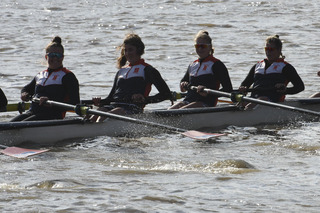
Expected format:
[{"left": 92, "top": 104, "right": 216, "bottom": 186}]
[
  {"left": 240, "top": 65, "right": 256, "bottom": 88},
  {"left": 21, "top": 78, "right": 36, "bottom": 95},
  {"left": 283, "top": 65, "right": 305, "bottom": 95}
]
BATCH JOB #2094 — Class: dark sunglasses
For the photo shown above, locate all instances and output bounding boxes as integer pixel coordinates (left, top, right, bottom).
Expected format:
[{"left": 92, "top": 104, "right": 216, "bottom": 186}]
[
  {"left": 47, "top": 52, "right": 64, "bottom": 58},
  {"left": 194, "top": 44, "right": 211, "bottom": 49}
]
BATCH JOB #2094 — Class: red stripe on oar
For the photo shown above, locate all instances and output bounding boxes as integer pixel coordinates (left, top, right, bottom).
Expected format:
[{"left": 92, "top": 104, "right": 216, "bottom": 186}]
[
  {"left": 182, "top": 130, "right": 225, "bottom": 140},
  {"left": 1, "top": 147, "right": 49, "bottom": 158}
]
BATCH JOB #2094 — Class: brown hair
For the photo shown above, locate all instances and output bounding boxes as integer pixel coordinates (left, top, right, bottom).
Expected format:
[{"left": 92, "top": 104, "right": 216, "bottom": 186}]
[
  {"left": 46, "top": 36, "right": 64, "bottom": 54},
  {"left": 117, "top": 34, "right": 145, "bottom": 68},
  {"left": 266, "top": 35, "right": 285, "bottom": 59},
  {"left": 194, "top": 30, "right": 214, "bottom": 55}
]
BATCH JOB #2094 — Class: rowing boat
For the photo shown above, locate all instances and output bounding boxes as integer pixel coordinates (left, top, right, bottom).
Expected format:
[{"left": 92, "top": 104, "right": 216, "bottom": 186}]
[
  {"left": 1, "top": 97, "right": 320, "bottom": 146},
  {"left": 144, "top": 97, "right": 320, "bottom": 132}
]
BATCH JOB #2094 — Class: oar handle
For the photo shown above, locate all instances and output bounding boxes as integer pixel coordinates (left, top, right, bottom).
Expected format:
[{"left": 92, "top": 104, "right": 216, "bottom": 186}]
[
  {"left": 189, "top": 86, "right": 235, "bottom": 99},
  {"left": 1, "top": 102, "right": 31, "bottom": 113},
  {"left": 170, "top": 91, "right": 187, "bottom": 101}
]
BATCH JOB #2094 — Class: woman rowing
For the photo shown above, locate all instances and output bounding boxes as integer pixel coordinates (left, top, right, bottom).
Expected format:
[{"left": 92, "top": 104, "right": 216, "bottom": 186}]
[
  {"left": 11, "top": 36, "right": 80, "bottom": 121},
  {"left": 239, "top": 35, "right": 304, "bottom": 106},
  {"left": 90, "top": 33, "right": 172, "bottom": 122},
  {"left": 168, "top": 30, "right": 233, "bottom": 109}
]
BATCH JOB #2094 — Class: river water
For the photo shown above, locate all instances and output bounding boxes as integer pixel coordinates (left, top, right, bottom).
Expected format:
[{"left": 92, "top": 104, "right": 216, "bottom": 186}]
[{"left": 1, "top": 0, "right": 320, "bottom": 212}]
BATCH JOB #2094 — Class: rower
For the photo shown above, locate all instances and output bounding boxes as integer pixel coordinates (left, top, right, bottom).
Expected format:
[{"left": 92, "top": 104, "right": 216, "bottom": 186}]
[
  {"left": 11, "top": 36, "right": 80, "bottom": 121},
  {"left": 238, "top": 35, "right": 304, "bottom": 108},
  {"left": 90, "top": 33, "right": 172, "bottom": 122},
  {"left": 168, "top": 30, "right": 233, "bottom": 109}
]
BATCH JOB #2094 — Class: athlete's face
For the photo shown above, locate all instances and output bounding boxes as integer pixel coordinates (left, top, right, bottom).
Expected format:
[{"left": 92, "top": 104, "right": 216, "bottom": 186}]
[
  {"left": 195, "top": 38, "right": 211, "bottom": 59},
  {"left": 124, "top": 44, "right": 140, "bottom": 65},
  {"left": 265, "top": 42, "right": 281, "bottom": 63},
  {"left": 46, "top": 46, "right": 64, "bottom": 69}
]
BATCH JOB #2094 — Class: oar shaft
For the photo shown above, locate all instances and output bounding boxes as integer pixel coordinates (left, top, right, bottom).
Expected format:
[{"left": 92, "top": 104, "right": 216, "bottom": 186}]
[
  {"left": 190, "top": 86, "right": 320, "bottom": 117},
  {"left": 42, "top": 99, "right": 189, "bottom": 133},
  {"left": 81, "top": 91, "right": 187, "bottom": 104},
  {"left": 31, "top": 98, "right": 223, "bottom": 140},
  {"left": 2, "top": 92, "right": 188, "bottom": 112},
  {"left": 90, "top": 108, "right": 188, "bottom": 133},
  {"left": 241, "top": 96, "right": 320, "bottom": 116}
]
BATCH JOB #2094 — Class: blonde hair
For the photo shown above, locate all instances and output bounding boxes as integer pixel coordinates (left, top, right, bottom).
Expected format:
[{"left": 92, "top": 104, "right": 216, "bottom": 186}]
[
  {"left": 266, "top": 35, "right": 285, "bottom": 59},
  {"left": 194, "top": 30, "right": 214, "bottom": 55}
]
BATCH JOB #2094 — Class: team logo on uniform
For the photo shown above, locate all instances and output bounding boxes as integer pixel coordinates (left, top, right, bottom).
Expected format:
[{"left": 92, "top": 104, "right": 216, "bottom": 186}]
[
  {"left": 52, "top": 75, "right": 58, "bottom": 80},
  {"left": 203, "top": 65, "right": 208, "bottom": 71},
  {"left": 134, "top": 68, "right": 139, "bottom": 73}
]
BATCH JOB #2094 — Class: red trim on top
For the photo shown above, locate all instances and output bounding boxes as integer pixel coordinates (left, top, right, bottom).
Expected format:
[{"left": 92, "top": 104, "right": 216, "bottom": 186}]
[
  {"left": 45, "top": 67, "right": 71, "bottom": 74},
  {"left": 203, "top": 55, "right": 220, "bottom": 63},
  {"left": 193, "top": 54, "right": 220, "bottom": 64},
  {"left": 129, "top": 59, "right": 150, "bottom": 67},
  {"left": 263, "top": 58, "right": 288, "bottom": 64}
]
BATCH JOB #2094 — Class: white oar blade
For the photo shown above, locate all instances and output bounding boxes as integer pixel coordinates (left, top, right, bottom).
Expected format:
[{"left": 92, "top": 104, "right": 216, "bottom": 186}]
[
  {"left": 182, "top": 130, "right": 224, "bottom": 140},
  {"left": 1, "top": 147, "right": 49, "bottom": 158}
]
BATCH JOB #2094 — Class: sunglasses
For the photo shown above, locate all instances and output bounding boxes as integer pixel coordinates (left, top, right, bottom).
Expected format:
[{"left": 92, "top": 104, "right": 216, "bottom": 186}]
[
  {"left": 264, "top": 47, "right": 276, "bottom": 52},
  {"left": 47, "top": 52, "right": 64, "bottom": 58},
  {"left": 194, "top": 44, "right": 211, "bottom": 49}
]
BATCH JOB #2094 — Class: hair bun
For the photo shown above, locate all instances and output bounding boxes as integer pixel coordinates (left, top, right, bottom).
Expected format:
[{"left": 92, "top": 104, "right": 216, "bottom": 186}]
[
  {"left": 200, "top": 30, "right": 209, "bottom": 36},
  {"left": 274, "top": 35, "right": 280, "bottom": 39},
  {"left": 52, "top": 36, "right": 62, "bottom": 44}
]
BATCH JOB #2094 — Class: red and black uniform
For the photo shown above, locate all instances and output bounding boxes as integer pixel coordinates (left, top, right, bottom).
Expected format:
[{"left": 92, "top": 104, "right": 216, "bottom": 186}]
[
  {"left": 100, "top": 59, "right": 171, "bottom": 113},
  {"left": 182, "top": 55, "right": 233, "bottom": 106},
  {"left": 11, "top": 67, "right": 80, "bottom": 121},
  {"left": 241, "top": 58, "right": 304, "bottom": 102}
]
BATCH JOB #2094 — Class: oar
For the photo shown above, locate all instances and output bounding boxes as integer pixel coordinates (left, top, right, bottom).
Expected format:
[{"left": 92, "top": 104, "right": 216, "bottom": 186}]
[
  {"left": 35, "top": 98, "right": 224, "bottom": 140},
  {"left": 1, "top": 92, "right": 187, "bottom": 113},
  {"left": 190, "top": 86, "right": 320, "bottom": 117},
  {"left": 80, "top": 91, "right": 188, "bottom": 105},
  {"left": 0, "top": 144, "right": 49, "bottom": 158},
  {"left": 0, "top": 102, "right": 31, "bottom": 113}
]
